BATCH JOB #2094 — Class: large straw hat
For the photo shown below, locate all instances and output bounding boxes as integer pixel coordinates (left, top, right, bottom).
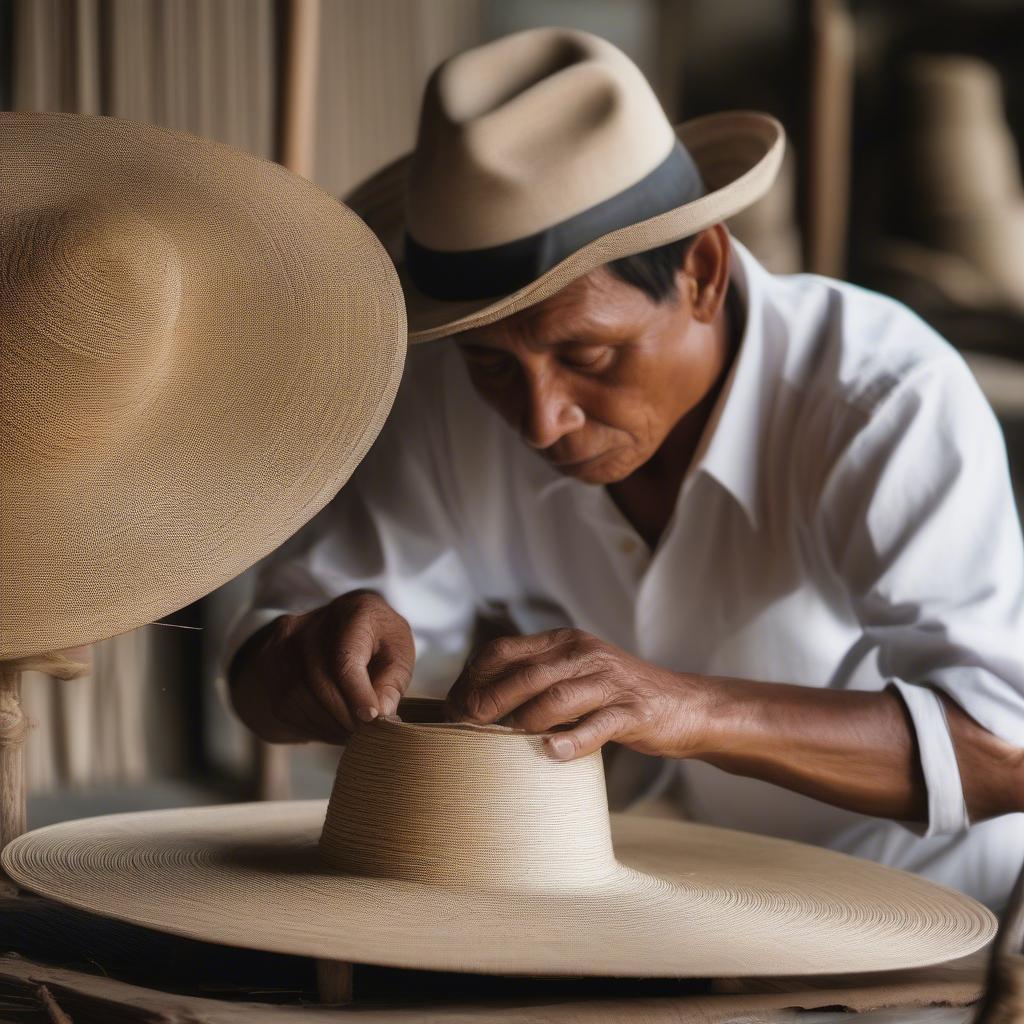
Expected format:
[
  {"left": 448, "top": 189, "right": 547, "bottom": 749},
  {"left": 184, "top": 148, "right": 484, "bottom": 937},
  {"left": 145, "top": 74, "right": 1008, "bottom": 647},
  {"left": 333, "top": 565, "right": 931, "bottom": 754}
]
[
  {"left": 0, "top": 112, "right": 406, "bottom": 660},
  {"left": 3, "top": 716, "right": 995, "bottom": 977},
  {"left": 345, "top": 27, "right": 786, "bottom": 343}
]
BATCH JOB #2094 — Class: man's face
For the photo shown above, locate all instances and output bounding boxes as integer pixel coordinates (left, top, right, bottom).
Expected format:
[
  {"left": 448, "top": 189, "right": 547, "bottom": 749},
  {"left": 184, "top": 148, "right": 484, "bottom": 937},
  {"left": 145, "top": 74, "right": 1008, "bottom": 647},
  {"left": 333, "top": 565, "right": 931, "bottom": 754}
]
[{"left": 454, "top": 233, "right": 729, "bottom": 485}]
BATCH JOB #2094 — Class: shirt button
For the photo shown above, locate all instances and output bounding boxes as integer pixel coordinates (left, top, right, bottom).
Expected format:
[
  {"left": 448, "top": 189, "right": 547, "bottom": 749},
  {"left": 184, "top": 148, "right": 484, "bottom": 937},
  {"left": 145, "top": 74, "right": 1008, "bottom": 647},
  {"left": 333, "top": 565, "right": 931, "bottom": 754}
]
[{"left": 619, "top": 537, "right": 638, "bottom": 555}]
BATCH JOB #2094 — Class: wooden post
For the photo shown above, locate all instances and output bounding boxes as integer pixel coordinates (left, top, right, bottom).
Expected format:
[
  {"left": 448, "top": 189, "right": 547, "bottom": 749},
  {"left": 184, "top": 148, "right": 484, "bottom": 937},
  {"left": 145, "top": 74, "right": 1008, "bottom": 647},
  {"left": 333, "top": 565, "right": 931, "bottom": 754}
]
[
  {"left": 0, "top": 662, "right": 27, "bottom": 892},
  {"left": 315, "top": 959, "right": 353, "bottom": 1004},
  {"left": 804, "top": 0, "right": 854, "bottom": 279},
  {"left": 0, "top": 651, "right": 90, "bottom": 893},
  {"left": 277, "top": 0, "right": 321, "bottom": 179},
  {"left": 256, "top": 0, "right": 323, "bottom": 804}
]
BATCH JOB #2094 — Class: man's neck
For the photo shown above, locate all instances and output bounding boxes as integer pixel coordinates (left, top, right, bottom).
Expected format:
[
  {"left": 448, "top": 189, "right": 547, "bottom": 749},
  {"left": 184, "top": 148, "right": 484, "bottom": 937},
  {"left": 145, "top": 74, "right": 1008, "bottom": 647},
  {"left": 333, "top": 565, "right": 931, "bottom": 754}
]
[{"left": 606, "top": 288, "right": 742, "bottom": 550}]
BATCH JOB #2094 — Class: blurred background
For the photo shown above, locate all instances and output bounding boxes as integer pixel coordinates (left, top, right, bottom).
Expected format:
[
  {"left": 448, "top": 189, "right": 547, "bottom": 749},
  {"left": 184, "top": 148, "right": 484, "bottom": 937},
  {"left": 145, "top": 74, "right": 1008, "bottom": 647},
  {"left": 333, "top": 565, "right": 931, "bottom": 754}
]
[{"left": 7, "top": 0, "right": 1024, "bottom": 826}]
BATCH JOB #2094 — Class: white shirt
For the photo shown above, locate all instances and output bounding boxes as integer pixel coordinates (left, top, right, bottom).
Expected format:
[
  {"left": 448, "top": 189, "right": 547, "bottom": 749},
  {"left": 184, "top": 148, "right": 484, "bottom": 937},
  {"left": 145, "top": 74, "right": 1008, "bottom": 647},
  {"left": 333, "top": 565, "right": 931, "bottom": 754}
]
[{"left": 221, "top": 239, "right": 1024, "bottom": 911}]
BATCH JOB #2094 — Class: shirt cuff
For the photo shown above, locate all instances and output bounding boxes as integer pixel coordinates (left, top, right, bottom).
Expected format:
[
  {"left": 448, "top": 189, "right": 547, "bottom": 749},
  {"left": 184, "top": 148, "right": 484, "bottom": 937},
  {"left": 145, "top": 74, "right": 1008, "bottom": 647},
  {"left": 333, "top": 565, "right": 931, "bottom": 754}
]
[{"left": 889, "top": 680, "right": 971, "bottom": 838}]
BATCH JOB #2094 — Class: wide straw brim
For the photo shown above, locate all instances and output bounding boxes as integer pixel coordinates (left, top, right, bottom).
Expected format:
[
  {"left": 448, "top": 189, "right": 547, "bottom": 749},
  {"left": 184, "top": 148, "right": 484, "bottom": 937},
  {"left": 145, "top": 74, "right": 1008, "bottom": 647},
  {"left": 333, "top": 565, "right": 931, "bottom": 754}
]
[
  {"left": 3, "top": 801, "right": 994, "bottom": 978},
  {"left": 346, "top": 111, "right": 785, "bottom": 344},
  {"left": 1, "top": 113, "right": 406, "bottom": 659}
]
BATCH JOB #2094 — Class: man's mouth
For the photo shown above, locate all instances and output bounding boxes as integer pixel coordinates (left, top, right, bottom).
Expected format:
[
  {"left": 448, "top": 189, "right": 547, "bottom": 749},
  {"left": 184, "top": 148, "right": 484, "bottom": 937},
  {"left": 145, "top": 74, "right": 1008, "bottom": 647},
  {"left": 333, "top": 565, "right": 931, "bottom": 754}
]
[{"left": 549, "top": 450, "right": 607, "bottom": 470}]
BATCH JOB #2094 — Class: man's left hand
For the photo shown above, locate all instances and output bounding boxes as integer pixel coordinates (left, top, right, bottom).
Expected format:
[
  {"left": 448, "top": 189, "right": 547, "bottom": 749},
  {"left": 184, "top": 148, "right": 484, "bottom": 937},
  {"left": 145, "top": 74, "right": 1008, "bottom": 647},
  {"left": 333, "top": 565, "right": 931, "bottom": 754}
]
[{"left": 444, "top": 628, "right": 716, "bottom": 761}]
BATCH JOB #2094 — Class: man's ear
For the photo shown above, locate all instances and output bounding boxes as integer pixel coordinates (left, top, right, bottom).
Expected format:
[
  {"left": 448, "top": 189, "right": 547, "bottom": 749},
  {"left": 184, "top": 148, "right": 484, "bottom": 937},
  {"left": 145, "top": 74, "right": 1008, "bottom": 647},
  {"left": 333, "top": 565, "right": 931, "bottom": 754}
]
[{"left": 676, "top": 224, "right": 731, "bottom": 323}]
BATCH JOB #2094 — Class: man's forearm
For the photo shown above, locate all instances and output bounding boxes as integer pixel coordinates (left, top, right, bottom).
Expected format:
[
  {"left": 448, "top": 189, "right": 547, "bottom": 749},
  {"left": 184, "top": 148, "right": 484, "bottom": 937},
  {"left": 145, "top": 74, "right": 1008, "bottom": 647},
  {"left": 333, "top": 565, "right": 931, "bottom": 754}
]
[{"left": 693, "top": 676, "right": 1024, "bottom": 824}]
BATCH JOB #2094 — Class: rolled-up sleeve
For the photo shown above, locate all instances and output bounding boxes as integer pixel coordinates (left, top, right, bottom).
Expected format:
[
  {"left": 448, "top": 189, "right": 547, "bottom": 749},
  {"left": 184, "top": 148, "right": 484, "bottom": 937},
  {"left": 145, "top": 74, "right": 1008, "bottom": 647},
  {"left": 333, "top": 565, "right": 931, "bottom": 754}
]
[
  {"left": 821, "top": 352, "right": 1024, "bottom": 838},
  {"left": 217, "top": 365, "right": 479, "bottom": 698}
]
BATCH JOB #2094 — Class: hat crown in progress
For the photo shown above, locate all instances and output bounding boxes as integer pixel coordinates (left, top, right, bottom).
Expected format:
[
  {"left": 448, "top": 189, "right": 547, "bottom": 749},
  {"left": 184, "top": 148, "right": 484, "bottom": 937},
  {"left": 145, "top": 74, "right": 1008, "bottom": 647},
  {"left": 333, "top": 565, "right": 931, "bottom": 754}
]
[
  {"left": 320, "top": 718, "right": 619, "bottom": 890},
  {"left": 407, "top": 27, "right": 677, "bottom": 252},
  {"left": 3, "top": 204, "right": 182, "bottom": 462}
]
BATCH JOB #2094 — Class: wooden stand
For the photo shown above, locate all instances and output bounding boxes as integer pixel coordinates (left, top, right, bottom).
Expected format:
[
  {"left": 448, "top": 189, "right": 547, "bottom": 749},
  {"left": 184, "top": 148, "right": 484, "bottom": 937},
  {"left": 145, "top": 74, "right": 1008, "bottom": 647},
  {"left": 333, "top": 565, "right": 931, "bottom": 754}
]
[
  {"left": 0, "top": 663, "right": 26, "bottom": 893},
  {"left": 315, "top": 958, "right": 353, "bottom": 1005},
  {"left": 0, "top": 651, "right": 90, "bottom": 893}
]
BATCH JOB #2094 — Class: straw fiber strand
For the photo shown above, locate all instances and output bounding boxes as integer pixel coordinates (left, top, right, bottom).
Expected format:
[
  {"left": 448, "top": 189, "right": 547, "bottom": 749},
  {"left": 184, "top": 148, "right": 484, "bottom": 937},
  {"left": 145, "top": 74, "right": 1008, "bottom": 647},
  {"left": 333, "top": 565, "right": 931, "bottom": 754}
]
[
  {"left": 2, "top": 719, "right": 995, "bottom": 978},
  {"left": 0, "top": 113, "right": 406, "bottom": 659}
]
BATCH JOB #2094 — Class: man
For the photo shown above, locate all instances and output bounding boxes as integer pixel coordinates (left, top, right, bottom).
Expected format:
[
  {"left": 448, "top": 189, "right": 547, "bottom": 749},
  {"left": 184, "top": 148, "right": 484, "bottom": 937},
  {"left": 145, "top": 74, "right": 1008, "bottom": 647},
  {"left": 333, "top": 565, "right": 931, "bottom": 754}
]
[{"left": 223, "top": 28, "right": 1024, "bottom": 910}]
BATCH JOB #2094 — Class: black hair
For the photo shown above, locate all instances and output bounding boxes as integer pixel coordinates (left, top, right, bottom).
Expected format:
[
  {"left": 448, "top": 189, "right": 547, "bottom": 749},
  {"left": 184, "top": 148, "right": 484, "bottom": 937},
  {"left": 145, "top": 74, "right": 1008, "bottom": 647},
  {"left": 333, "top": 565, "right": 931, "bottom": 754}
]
[{"left": 606, "top": 234, "right": 699, "bottom": 304}]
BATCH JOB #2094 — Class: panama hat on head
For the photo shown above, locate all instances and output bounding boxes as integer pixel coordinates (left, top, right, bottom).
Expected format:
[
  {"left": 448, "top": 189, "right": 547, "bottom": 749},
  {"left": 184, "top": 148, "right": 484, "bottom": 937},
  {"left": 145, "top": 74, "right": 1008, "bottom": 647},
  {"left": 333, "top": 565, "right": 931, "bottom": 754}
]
[
  {"left": 346, "top": 26, "right": 786, "bottom": 343},
  {"left": 0, "top": 112, "right": 406, "bottom": 661}
]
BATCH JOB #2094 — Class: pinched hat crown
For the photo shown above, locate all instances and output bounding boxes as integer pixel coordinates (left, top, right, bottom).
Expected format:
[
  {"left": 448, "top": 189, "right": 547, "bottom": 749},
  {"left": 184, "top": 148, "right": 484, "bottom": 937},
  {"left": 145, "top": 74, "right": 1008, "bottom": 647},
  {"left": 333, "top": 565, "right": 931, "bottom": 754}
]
[
  {"left": 409, "top": 29, "right": 684, "bottom": 251},
  {"left": 404, "top": 28, "right": 706, "bottom": 302}
]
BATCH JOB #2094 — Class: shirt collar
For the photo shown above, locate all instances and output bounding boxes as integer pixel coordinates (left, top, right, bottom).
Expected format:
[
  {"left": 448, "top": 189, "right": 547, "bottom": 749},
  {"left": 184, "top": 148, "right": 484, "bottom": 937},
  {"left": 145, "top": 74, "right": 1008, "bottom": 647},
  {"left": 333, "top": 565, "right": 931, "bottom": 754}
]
[{"left": 536, "top": 237, "right": 776, "bottom": 528}]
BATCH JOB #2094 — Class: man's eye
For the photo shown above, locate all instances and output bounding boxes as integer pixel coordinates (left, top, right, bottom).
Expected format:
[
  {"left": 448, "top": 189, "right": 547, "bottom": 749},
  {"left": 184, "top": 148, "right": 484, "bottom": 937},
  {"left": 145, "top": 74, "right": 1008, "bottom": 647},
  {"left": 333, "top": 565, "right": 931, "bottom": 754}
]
[{"left": 561, "top": 348, "right": 613, "bottom": 371}]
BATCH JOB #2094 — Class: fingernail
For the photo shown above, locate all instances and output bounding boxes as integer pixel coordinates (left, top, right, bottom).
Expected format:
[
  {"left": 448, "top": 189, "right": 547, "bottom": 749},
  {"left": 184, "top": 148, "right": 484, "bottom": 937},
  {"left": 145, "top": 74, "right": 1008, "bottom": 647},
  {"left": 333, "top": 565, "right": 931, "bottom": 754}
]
[
  {"left": 356, "top": 706, "right": 379, "bottom": 723},
  {"left": 547, "top": 736, "right": 574, "bottom": 760},
  {"left": 381, "top": 696, "right": 397, "bottom": 717}
]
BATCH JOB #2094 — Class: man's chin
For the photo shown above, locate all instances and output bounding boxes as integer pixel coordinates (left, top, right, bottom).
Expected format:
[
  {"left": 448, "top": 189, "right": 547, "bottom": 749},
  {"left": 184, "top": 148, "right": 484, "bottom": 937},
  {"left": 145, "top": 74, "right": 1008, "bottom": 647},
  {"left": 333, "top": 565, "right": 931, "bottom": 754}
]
[{"left": 551, "top": 450, "right": 637, "bottom": 485}]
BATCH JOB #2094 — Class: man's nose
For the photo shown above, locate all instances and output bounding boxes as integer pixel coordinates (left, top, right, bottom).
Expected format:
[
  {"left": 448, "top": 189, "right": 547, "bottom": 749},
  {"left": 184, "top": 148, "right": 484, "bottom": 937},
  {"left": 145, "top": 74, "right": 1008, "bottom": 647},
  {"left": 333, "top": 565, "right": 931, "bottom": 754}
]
[{"left": 520, "top": 373, "right": 585, "bottom": 450}]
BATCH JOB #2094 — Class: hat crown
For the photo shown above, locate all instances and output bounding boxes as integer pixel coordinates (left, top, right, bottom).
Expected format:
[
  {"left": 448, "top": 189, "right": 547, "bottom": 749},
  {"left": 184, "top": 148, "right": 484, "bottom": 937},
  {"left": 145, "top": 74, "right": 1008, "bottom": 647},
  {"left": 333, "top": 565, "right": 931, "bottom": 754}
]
[
  {"left": 1, "top": 204, "right": 182, "bottom": 457},
  {"left": 406, "top": 27, "right": 676, "bottom": 251},
  {"left": 319, "top": 718, "right": 620, "bottom": 891}
]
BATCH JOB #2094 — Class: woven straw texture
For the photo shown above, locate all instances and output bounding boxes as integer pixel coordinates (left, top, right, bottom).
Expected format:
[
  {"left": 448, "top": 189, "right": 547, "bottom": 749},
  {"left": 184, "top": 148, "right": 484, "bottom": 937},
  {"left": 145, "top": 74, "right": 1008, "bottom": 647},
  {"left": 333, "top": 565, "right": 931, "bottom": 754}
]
[
  {"left": 0, "top": 112, "right": 407, "bottom": 659},
  {"left": 3, "top": 719, "right": 996, "bottom": 977},
  {"left": 346, "top": 110, "right": 784, "bottom": 343}
]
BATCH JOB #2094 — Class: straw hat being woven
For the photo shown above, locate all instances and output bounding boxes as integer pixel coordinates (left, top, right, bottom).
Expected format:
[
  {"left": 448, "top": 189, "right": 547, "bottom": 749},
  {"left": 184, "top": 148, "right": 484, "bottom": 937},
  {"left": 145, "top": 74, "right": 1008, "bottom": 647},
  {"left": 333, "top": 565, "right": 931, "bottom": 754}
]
[
  {"left": 3, "top": 714, "right": 996, "bottom": 977},
  {"left": 345, "top": 27, "right": 786, "bottom": 343},
  {"left": 0, "top": 112, "right": 406, "bottom": 660}
]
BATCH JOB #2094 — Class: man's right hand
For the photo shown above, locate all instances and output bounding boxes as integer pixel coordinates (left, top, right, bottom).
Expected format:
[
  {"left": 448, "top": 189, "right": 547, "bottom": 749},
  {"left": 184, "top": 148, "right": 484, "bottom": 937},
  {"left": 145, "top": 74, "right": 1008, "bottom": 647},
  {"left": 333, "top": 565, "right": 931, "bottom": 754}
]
[{"left": 227, "top": 590, "right": 415, "bottom": 744}]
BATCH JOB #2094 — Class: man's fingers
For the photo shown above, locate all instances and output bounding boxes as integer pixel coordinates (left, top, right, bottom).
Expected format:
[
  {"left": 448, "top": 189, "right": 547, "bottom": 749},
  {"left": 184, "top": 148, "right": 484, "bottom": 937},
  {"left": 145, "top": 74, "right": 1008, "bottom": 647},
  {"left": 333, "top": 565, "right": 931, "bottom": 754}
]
[
  {"left": 544, "top": 706, "right": 629, "bottom": 761},
  {"left": 368, "top": 640, "right": 414, "bottom": 717},
  {"left": 447, "top": 629, "right": 585, "bottom": 722},
  {"left": 453, "top": 657, "right": 574, "bottom": 724},
  {"left": 329, "top": 623, "right": 383, "bottom": 723},
  {"left": 506, "top": 676, "right": 609, "bottom": 732}
]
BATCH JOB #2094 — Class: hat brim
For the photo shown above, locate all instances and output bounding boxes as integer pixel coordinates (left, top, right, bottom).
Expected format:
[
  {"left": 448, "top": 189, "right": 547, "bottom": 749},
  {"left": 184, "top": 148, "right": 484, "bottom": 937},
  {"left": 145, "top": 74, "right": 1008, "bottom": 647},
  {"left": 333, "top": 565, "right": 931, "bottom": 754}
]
[
  {"left": 346, "top": 111, "right": 785, "bottom": 344},
  {"left": 3, "top": 800, "right": 993, "bottom": 977}
]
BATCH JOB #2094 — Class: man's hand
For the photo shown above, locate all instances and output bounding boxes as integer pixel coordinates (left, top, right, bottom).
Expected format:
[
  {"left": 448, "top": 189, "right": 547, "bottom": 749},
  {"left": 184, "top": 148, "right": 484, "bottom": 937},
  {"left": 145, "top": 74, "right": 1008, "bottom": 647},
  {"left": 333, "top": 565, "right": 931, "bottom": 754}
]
[
  {"left": 444, "top": 628, "right": 715, "bottom": 761},
  {"left": 229, "top": 590, "right": 415, "bottom": 744}
]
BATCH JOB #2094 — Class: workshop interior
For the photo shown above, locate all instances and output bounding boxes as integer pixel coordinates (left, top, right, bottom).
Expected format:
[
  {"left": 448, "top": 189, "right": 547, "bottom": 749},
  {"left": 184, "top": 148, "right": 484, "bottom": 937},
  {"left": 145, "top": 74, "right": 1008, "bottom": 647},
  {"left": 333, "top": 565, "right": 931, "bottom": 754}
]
[{"left": 3, "top": 0, "right": 1024, "bottom": 1020}]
